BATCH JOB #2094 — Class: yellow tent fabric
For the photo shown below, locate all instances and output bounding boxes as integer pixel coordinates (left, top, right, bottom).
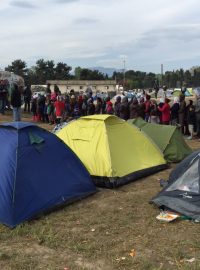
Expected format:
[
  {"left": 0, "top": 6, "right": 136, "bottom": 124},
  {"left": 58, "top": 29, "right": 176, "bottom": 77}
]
[{"left": 56, "top": 115, "right": 167, "bottom": 187}]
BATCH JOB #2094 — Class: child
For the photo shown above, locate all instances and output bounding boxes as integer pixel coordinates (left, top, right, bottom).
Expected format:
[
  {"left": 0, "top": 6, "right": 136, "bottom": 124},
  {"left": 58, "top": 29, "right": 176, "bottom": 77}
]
[
  {"left": 31, "top": 98, "right": 37, "bottom": 121},
  {"left": 54, "top": 96, "right": 65, "bottom": 125}
]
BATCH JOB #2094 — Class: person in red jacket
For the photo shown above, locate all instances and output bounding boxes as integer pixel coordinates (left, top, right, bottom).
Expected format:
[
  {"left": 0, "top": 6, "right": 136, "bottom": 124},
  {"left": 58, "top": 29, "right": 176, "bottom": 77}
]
[
  {"left": 54, "top": 96, "right": 65, "bottom": 125},
  {"left": 158, "top": 98, "right": 171, "bottom": 125}
]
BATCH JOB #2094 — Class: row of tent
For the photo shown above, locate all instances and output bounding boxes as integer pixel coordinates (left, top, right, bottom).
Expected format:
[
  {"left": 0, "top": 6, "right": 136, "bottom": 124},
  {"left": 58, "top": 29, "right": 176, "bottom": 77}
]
[{"left": 0, "top": 116, "right": 193, "bottom": 227}]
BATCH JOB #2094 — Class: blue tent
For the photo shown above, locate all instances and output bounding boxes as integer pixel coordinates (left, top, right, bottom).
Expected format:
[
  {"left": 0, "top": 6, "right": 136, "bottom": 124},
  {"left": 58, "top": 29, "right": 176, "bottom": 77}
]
[{"left": 0, "top": 122, "right": 96, "bottom": 227}]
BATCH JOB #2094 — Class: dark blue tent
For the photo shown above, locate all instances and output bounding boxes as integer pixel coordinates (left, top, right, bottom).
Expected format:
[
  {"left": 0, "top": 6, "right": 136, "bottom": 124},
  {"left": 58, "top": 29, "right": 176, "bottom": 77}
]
[{"left": 0, "top": 122, "right": 96, "bottom": 227}]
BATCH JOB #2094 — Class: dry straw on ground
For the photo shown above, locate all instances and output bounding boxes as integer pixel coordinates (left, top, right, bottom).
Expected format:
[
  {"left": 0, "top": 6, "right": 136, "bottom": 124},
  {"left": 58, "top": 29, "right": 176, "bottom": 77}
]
[{"left": 0, "top": 112, "right": 199, "bottom": 270}]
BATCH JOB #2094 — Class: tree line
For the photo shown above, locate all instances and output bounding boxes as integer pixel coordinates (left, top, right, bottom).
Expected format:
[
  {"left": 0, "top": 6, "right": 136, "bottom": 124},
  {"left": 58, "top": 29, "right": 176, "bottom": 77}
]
[{"left": 3, "top": 59, "right": 200, "bottom": 89}]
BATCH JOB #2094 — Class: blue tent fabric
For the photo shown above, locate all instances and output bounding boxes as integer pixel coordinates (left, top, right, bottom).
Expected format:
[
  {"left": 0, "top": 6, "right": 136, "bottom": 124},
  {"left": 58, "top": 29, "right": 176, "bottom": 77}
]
[
  {"left": 0, "top": 122, "right": 36, "bottom": 129},
  {"left": 0, "top": 122, "right": 96, "bottom": 227}
]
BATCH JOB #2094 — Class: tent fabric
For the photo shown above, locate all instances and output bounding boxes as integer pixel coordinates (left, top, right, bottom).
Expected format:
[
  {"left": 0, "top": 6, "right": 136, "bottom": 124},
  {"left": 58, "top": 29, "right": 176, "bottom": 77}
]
[
  {"left": 172, "top": 89, "right": 192, "bottom": 97},
  {"left": 56, "top": 115, "right": 167, "bottom": 188},
  {"left": 129, "top": 118, "right": 192, "bottom": 162},
  {"left": 151, "top": 150, "right": 200, "bottom": 220},
  {"left": 0, "top": 122, "right": 96, "bottom": 227}
]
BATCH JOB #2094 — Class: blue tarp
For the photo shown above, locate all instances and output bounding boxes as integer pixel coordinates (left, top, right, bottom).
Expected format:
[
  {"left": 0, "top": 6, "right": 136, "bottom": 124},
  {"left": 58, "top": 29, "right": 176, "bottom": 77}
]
[{"left": 0, "top": 122, "right": 96, "bottom": 227}]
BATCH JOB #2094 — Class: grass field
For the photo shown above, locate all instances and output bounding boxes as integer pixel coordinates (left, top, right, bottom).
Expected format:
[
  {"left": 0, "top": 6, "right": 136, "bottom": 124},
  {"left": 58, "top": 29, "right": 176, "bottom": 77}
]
[{"left": 0, "top": 112, "right": 199, "bottom": 270}]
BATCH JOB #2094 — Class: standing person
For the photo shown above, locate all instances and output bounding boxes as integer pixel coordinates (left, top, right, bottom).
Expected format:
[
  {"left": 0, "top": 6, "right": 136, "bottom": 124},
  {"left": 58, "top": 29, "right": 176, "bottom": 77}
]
[
  {"left": 106, "top": 100, "right": 114, "bottom": 114},
  {"left": 144, "top": 94, "right": 151, "bottom": 122},
  {"left": 158, "top": 98, "right": 171, "bottom": 125},
  {"left": 47, "top": 99, "right": 55, "bottom": 125},
  {"left": 178, "top": 94, "right": 186, "bottom": 135},
  {"left": 51, "top": 85, "right": 59, "bottom": 101},
  {"left": 37, "top": 94, "right": 46, "bottom": 122},
  {"left": 95, "top": 97, "right": 103, "bottom": 114},
  {"left": 119, "top": 96, "right": 129, "bottom": 120},
  {"left": 54, "top": 84, "right": 61, "bottom": 95},
  {"left": 87, "top": 98, "right": 95, "bottom": 115},
  {"left": 78, "top": 95, "right": 83, "bottom": 115},
  {"left": 129, "top": 97, "right": 140, "bottom": 119},
  {"left": 23, "top": 85, "right": 32, "bottom": 112},
  {"left": 187, "top": 100, "right": 196, "bottom": 140},
  {"left": 54, "top": 96, "right": 65, "bottom": 125},
  {"left": 149, "top": 99, "right": 159, "bottom": 123},
  {"left": 46, "top": 83, "right": 51, "bottom": 95},
  {"left": 114, "top": 96, "right": 121, "bottom": 117},
  {"left": 11, "top": 84, "right": 22, "bottom": 121},
  {"left": 44, "top": 98, "right": 49, "bottom": 123},
  {"left": 157, "top": 98, "right": 164, "bottom": 124},
  {"left": 138, "top": 97, "right": 145, "bottom": 119},
  {"left": 81, "top": 95, "right": 88, "bottom": 116},
  {"left": 31, "top": 97, "right": 37, "bottom": 121},
  {"left": 170, "top": 97, "right": 180, "bottom": 125},
  {"left": 69, "top": 95, "right": 76, "bottom": 115},
  {"left": 0, "top": 80, "right": 8, "bottom": 115},
  {"left": 101, "top": 97, "right": 107, "bottom": 114}
]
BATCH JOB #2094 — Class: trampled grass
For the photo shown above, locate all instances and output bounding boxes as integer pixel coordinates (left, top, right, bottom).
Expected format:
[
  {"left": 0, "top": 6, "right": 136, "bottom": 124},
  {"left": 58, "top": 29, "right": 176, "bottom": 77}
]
[{"left": 0, "top": 112, "right": 200, "bottom": 269}]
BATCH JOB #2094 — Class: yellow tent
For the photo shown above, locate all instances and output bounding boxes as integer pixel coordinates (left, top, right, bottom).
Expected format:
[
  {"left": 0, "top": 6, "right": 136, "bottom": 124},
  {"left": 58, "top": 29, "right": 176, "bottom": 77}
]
[{"left": 56, "top": 115, "right": 167, "bottom": 187}]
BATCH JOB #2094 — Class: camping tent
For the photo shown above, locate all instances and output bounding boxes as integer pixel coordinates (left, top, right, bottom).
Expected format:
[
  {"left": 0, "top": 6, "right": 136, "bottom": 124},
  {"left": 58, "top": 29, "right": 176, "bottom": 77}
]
[
  {"left": 56, "top": 115, "right": 167, "bottom": 188},
  {"left": 151, "top": 150, "right": 200, "bottom": 220},
  {"left": 0, "top": 122, "right": 96, "bottom": 227},
  {"left": 173, "top": 88, "right": 192, "bottom": 97},
  {"left": 128, "top": 118, "right": 192, "bottom": 162}
]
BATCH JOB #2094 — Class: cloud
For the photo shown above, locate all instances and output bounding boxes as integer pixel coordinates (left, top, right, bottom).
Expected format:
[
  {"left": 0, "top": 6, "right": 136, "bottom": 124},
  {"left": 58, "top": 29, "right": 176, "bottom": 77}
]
[
  {"left": 74, "top": 18, "right": 99, "bottom": 24},
  {"left": 9, "top": 0, "right": 36, "bottom": 8},
  {"left": 133, "top": 24, "right": 200, "bottom": 52},
  {"left": 53, "top": 0, "right": 80, "bottom": 3},
  {"left": 1, "top": 0, "right": 200, "bottom": 73}
]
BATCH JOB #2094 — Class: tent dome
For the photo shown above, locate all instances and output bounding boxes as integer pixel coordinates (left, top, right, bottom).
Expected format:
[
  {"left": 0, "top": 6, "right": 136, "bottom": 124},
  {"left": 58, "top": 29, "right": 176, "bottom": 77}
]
[
  {"left": 56, "top": 115, "right": 167, "bottom": 188},
  {"left": 128, "top": 118, "right": 192, "bottom": 162},
  {"left": 0, "top": 122, "right": 96, "bottom": 227}
]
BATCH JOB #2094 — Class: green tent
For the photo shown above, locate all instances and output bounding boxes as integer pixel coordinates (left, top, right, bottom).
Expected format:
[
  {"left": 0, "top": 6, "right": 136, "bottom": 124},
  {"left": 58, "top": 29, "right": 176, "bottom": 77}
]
[
  {"left": 128, "top": 118, "right": 192, "bottom": 163},
  {"left": 173, "top": 89, "right": 192, "bottom": 97}
]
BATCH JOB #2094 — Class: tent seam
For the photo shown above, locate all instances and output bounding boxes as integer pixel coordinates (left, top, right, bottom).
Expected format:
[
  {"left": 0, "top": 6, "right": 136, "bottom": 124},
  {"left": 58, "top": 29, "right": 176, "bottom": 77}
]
[
  {"left": 104, "top": 120, "right": 114, "bottom": 177},
  {"left": 134, "top": 124, "right": 165, "bottom": 158},
  {"left": 12, "top": 129, "right": 18, "bottom": 207}
]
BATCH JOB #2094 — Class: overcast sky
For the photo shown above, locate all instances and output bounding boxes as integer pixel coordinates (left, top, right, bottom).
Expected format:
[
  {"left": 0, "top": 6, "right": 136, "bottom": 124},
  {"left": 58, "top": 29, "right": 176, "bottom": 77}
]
[{"left": 1, "top": 0, "right": 200, "bottom": 73}]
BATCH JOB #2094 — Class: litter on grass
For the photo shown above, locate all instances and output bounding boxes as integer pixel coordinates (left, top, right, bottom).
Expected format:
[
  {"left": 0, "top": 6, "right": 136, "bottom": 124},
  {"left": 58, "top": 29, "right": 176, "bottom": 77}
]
[{"left": 156, "top": 211, "right": 180, "bottom": 222}]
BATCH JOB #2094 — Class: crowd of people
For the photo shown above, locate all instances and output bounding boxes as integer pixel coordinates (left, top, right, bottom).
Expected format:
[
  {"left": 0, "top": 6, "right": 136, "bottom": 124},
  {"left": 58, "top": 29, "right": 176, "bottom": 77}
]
[{"left": 1, "top": 82, "right": 200, "bottom": 140}]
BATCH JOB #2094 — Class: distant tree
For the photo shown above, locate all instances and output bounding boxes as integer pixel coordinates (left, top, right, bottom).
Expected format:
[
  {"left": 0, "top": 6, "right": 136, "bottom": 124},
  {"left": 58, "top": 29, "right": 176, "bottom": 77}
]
[
  {"left": 54, "top": 62, "right": 72, "bottom": 80},
  {"left": 34, "top": 59, "right": 56, "bottom": 84},
  {"left": 192, "top": 68, "right": 200, "bottom": 87},
  {"left": 5, "top": 59, "right": 27, "bottom": 78},
  {"left": 112, "top": 71, "right": 124, "bottom": 84},
  {"left": 184, "top": 70, "right": 192, "bottom": 87},
  {"left": 74, "top": 66, "right": 82, "bottom": 80},
  {"left": 26, "top": 66, "right": 38, "bottom": 85},
  {"left": 143, "top": 72, "right": 156, "bottom": 88},
  {"left": 34, "top": 59, "right": 48, "bottom": 84},
  {"left": 79, "top": 68, "right": 106, "bottom": 80},
  {"left": 46, "top": 60, "right": 55, "bottom": 80}
]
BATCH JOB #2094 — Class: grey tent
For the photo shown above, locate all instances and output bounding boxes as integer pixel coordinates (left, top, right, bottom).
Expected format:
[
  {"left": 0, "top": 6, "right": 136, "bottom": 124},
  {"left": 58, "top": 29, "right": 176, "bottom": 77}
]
[{"left": 151, "top": 150, "right": 200, "bottom": 220}]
